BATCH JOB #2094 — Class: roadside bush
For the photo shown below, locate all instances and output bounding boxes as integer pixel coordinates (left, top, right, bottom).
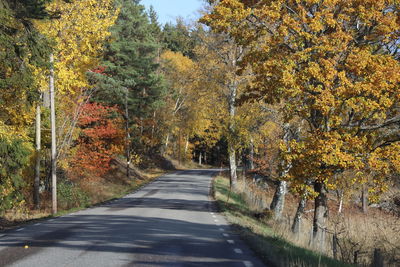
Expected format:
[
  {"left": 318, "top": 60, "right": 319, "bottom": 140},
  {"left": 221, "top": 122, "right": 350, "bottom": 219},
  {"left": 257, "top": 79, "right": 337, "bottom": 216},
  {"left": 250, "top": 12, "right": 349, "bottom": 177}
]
[
  {"left": 0, "top": 136, "right": 31, "bottom": 214},
  {"left": 58, "top": 181, "right": 90, "bottom": 210}
]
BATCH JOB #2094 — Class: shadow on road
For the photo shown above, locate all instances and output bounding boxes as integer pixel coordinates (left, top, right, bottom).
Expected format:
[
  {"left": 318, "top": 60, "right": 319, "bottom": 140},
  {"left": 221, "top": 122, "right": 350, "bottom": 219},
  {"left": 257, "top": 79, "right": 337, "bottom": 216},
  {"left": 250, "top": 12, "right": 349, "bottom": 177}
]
[{"left": 0, "top": 169, "right": 254, "bottom": 266}]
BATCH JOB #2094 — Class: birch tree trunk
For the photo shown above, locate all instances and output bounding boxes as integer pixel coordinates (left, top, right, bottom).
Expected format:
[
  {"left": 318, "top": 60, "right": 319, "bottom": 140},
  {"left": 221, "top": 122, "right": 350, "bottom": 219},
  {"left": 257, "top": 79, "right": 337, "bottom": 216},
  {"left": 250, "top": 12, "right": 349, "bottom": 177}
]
[
  {"left": 249, "top": 137, "right": 255, "bottom": 170},
  {"left": 292, "top": 194, "right": 307, "bottom": 234},
  {"left": 34, "top": 102, "right": 41, "bottom": 210},
  {"left": 270, "top": 181, "right": 287, "bottom": 220},
  {"left": 313, "top": 181, "right": 328, "bottom": 250},
  {"left": 228, "top": 81, "right": 238, "bottom": 191},
  {"left": 50, "top": 54, "right": 57, "bottom": 215},
  {"left": 228, "top": 146, "right": 237, "bottom": 190},
  {"left": 337, "top": 190, "right": 344, "bottom": 213},
  {"left": 184, "top": 135, "right": 189, "bottom": 156},
  {"left": 270, "top": 124, "right": 291, "bottom": 220},
  {"left": 164, "top": 133, "right": 170, "bottom": 155}
]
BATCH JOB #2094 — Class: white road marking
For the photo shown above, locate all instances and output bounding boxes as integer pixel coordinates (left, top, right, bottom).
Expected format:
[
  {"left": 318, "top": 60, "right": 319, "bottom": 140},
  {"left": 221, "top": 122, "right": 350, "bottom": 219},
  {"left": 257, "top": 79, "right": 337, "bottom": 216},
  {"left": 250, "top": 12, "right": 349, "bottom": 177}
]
[
  {"left": 223, "top": 233, "right": 230, "bottom": 237},
  {"left": 0, "top": 234, "right": 5, "bottom": 238},
  {"left": 234, "top": 248, "right": 243, "bottom": 254},
  {"left": 34, "top": 223, "right": 41, "bottom": 226},
  {"left": 227, "top": 239, "right": 235, "bottom": 244},
  {"left": 243, "top": 261, "right": 253, "bottom": 267},
  {"left": 214, "top": 219, "right": 219, "bottom": 222},
  {"left": 16, "top": 228, "right": 24, "bottom": 232},
  {"left": 219, "top": 228, "right": 225, "bottom": 231},
  {"left": 48, "top": 219, "right": 54, "bottom": 222}
]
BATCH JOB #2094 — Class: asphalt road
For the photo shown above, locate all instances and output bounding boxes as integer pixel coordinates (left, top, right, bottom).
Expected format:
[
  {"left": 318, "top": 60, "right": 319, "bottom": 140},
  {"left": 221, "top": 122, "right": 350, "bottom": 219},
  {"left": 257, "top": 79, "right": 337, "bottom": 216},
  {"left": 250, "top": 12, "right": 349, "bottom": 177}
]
[{"left": 0, "top": 169, "right": 265, "bottom": 267}]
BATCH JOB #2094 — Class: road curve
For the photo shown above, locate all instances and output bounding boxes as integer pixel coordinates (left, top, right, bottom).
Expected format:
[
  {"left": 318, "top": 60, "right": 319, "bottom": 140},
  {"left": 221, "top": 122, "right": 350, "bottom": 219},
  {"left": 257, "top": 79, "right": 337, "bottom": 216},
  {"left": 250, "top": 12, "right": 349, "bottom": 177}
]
[{"left": 0, "top": 169, "right": 265, "bottom": 267}]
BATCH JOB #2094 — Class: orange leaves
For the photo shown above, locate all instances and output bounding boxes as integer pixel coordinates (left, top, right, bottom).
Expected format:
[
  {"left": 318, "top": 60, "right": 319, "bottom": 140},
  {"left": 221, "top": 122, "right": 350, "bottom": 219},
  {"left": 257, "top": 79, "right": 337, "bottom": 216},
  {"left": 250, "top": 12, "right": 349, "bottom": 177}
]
[{"left": 70, "top": 103, "right": 124, "bottom": 179}]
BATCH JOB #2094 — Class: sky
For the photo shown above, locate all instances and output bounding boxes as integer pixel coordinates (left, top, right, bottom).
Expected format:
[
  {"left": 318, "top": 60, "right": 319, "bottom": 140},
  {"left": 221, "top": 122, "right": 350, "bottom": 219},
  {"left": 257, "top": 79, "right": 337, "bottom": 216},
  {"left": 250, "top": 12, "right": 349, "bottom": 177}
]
[{"left": 140, "top": 0, "right": 204, "bottom": 25}]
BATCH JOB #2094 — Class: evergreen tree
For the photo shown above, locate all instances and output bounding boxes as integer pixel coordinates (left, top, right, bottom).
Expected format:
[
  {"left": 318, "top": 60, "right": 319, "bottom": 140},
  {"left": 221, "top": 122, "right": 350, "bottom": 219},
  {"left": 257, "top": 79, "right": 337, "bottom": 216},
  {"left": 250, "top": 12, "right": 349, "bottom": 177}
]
[
  {"left": 148, "top": 5, "right": 162, "bottom": 42},
  {"left": 162, "top": 19, "right": 196, "bottom": 58},
  {"left": 0, "top": 0, "right": 51, "bottom": 126},
  {"left": 94, "top": 0, "right": 165, "bottom": 155}
]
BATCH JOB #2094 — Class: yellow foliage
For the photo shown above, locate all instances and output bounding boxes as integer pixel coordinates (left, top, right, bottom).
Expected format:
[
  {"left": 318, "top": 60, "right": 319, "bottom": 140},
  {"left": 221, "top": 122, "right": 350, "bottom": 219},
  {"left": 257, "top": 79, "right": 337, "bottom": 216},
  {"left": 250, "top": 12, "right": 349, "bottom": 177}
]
[
  {"left": 203, "top": 0, "right": 400, "bottom": 197},
  {"left": 35, "top": 0, "right": 118, "bottom": 95}
]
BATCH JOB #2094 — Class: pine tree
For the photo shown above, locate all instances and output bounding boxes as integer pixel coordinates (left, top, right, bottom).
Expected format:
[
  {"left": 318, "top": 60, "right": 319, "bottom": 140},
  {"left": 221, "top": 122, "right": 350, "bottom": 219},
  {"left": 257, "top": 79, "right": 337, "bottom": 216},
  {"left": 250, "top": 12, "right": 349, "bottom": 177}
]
[
  {"left": 162, "top": 20, "right": 196, "bottom": 59},
  {"left": 0, "top": 0, "right": 51, "bottom": 128},
  {"left": 95, "top": 0, "right": 164, "bottom": 162}
]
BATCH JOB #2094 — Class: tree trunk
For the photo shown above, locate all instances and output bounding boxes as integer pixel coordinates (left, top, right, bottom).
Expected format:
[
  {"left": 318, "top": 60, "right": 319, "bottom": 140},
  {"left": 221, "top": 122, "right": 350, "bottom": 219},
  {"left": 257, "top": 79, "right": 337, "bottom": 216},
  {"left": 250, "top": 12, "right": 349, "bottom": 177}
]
[
  {"left": 362, "top": 185, "right": 368, "bottom": 213},
  {"left": 34, "top": 102, "right": 41, "bottom": 210},
  {"left": 337, "top": 190, "right": 344, "bottom": 213},
  {"left": 199, "top": 152, "right": 202, "bottom": 165},
  {"left": 49, "top": 54, "right": 57, "bottom": 215},
  {"left": 270, "top": 180, "right": 287, "bottom": 220},
  {"left": 292, "top": 194, "right": 307, "bottom": 234},
  {"left": 228, "top": 93, "right": 237, "bottom": 191},
  {"left": 164, "top": 134, "right": 170, "bottom": 154},
  {"left": 184, "top": 135, "right": 189, "bottom": 159},
  {"left": 313, "top": 181, "right": 328, "bottom": 251},
  {"left": 204, "top": 151, "right": 207, "bottom": 165},
  {"left": 228, "top": 143, "right": 238, "bottom": 190},
  {"left": 270, "top": 124, "right": 292, "bottom": 220},
  {"left": 249, "top": 137, "right": 255, "bottom": 170}
]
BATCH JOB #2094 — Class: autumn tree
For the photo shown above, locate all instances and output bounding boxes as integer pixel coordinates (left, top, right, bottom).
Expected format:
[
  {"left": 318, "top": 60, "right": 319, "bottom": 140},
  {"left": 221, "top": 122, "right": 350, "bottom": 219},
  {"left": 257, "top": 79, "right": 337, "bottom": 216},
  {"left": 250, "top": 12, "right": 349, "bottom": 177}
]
[
  {"left": 159, "top": 44, "right": 227, "bottom": 164},
  {"left": 34, "top": 0, "right": 118, "bottom": 162},
  {"left": 159, "top": 50, "right": 197, "bottom": 157},
  {"left": 32, "top": 0, "right": 117, "bottom": 209},
  {"left": 193, "top": 25, "right": 250, "bottom": 190},
  {"left": 71, "top": 103, "right": 124, "bottom": 179},
  {"left": 203, "top": 0, "right": 400, "bottom": 247}
]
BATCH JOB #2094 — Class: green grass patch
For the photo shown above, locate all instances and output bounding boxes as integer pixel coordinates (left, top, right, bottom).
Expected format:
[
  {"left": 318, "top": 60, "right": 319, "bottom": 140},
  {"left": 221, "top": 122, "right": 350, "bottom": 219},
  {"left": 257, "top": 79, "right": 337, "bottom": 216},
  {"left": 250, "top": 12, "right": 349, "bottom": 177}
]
[{"left": 213, "top": 176, "right": 352, "bottom": 267}]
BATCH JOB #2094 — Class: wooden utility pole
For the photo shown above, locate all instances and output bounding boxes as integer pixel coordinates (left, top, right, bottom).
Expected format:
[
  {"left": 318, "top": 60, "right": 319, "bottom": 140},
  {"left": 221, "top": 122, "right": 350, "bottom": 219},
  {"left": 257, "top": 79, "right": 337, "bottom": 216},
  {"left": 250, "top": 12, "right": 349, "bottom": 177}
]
[
  {"left": 178, "top": 130, "right": 182, "bottom": 165},
  {"left": 125, "top": 88, "right": 130, "bottom": 179},
  {"left": 50, "top": 54, "right": 57, "bottom": 215},
  {"left": 34, "top": 95, "right": 41, "bottom": 209}
]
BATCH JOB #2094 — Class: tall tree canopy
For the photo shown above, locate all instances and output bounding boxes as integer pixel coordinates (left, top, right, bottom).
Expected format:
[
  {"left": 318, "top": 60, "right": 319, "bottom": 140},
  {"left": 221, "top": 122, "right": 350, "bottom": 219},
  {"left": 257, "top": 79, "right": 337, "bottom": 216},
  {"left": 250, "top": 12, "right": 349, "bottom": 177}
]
[
  {"left": 0, "top": 0, "right": 51, "bottom": 129},
  {"left": 96, "top": 0, "right": 165, "bottom": 154},
  {"left": 202, "top": 0, "right": 400, "bottom": 244},
  {"left": 0, "top": 0, "right": 52, "bottom": 213}
]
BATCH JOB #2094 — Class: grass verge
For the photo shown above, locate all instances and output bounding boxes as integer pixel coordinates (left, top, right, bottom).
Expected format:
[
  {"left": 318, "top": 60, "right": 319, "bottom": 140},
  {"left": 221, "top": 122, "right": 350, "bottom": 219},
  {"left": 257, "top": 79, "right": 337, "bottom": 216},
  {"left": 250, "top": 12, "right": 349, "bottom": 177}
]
[
  {"left": 0, "top": 168, "right": 167, "bottom": 230},
  {"left": 213, "top": 175, "right": 352, "bottom": 267}
]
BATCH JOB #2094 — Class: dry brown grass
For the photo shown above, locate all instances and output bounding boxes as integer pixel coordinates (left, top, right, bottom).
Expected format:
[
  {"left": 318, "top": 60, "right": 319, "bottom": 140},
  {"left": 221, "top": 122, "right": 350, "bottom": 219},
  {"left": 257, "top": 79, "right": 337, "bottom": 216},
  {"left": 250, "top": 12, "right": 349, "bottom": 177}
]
[
  {"left": 1, "top": 157, "right": 168, "bottom": 230},
  {"left": 237, "top": 177, "right": 400, "bottom": 266},
  {"left": 214, "top": 176, "right": 349, "bottom": 267}
]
